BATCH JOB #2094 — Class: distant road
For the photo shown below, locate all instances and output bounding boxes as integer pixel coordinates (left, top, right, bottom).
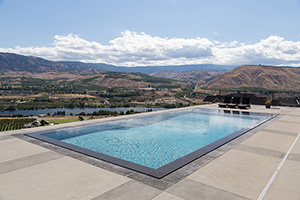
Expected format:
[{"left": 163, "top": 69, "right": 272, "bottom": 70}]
[{"left": 194, "top": 84, "right": 198, "bottom": 92}]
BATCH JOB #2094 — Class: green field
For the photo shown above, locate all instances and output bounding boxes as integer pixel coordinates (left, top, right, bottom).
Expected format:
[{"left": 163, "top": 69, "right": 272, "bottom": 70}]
[
  {"left": 48, "top": 118, "right": 80, "bottom": 124},
  {"left": 0, "top": 118, "right": 35, "bottom": 132}
]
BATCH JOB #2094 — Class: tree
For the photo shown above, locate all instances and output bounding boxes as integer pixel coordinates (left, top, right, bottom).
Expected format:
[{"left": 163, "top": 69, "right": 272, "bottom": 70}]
[{"left": 78, "top": 116, "right": 84, "bottom": 121}]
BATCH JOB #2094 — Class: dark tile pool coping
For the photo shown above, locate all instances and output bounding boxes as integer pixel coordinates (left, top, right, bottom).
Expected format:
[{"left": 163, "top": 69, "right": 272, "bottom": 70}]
[{"left": 25, "top": 108, "right": 278, "bottom": 180}]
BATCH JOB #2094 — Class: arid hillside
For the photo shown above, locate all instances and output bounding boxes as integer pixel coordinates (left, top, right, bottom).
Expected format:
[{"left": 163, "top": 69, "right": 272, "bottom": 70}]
[
  {"left": 0, "top": 70, "right": 184, "bottom": 90},
  {"left": 202, "top": 65, "right": 300, "bottom": 92},
  {"left": 150, "top": 70, "right": 225, "bottom": 84}
]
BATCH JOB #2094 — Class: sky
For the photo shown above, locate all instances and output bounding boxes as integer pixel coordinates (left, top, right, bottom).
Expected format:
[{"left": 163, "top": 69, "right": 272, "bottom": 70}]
[{"left": 0, "top": 0, "right": 300, "bottom": 67}]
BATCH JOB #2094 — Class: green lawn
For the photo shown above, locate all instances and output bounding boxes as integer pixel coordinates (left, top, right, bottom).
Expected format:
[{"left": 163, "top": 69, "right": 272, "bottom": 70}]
[{"left": 48, "top": 118, "right": 80, "bottom": 124}]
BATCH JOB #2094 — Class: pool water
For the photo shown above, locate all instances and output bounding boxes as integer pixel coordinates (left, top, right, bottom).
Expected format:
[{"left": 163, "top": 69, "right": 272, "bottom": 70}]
[{"left": 38, "top": 108, "right": 272, "bottom": 170}]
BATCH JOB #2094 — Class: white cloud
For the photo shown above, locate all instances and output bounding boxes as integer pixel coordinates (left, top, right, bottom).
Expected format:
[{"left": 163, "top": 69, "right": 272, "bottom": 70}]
[
  {"left": 213, "top": 35, "right": 300, "bottom": 66},
  {"left": 1, "top": 31, "right": 300, "bottom": 67}
]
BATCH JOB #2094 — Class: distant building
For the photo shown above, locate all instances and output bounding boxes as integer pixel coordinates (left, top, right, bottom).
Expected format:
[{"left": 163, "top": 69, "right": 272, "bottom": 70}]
[
  {"left": 24, "top": 123, "right": 33, "bottom": 128},
  {"left": 32, "top": 120, "right": 41, "bottom": 126},
  {"left": 162, "top": 100, "right": 178, "bottom": 104},
  {"left": 250, "top": 97, "right": 266, "bottom": 105},
  {"left": 271, "top": 99, "right": 281, "bottom": 106},
  {"left": 139, "top": 87, "right": 155, "bottom": 91},
  {"left": 203, "top": 96, "right": 220, "bottom": 103}
]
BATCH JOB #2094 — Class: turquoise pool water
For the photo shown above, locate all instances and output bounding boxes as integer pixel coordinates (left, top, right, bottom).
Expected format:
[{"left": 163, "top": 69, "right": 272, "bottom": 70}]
[{"left": 42, "top": 109, "right": 269, "bottom": 169}]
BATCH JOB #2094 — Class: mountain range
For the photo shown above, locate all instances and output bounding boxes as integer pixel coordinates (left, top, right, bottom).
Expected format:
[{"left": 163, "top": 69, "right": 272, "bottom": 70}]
[
  {"left": 1, "top": 52, "right": 300, "bottom": 92},
  {"left": 0, "top": 52, "right": 236, "bottom": 74}
]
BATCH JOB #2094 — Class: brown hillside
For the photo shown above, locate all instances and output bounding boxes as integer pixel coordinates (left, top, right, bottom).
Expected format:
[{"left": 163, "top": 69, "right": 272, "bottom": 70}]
[
  {"left": 202, "top": 65, "right": 300, "bottom": 91},
  {"left": 0, "top": 70, "right": 184, "bottom": 90},
  {"left": 150, "top": 70, "right": 225, "bottom": 84}
]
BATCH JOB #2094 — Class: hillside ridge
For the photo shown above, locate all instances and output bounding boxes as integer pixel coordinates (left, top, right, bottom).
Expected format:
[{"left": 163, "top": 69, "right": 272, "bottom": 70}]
[
  {"left": 202, "top": 65, "right": 300, "bottom": 92},
  {"left": 0, "top": 52, "right": 236, "bottom": 73}
]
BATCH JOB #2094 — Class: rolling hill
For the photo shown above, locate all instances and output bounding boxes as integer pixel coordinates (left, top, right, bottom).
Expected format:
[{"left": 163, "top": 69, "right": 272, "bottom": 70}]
[
  {"left": 0, "top": 70, "right": 185, "bottom": 91},
  {"left": 202, "top": 65, "right": 300, "bottom": 92},
  {"left": 0, "top": 52, "right": 114, "bottom": 73},
  {"left": 75, "top": 71, "right": 184, "bottom": 89}
]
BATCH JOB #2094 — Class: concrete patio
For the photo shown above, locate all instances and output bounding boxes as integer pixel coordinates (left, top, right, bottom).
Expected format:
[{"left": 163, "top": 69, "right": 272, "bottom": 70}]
[{"left": 0, "top": 104, "right": 299, "bottom": 200}]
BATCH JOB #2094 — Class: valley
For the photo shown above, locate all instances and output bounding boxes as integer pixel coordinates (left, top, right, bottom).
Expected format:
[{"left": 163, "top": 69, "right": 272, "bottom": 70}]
[
  {"left": 0, "top": 69, "right": 202, "bottom": 112},
  {"left": 1, "top": 53, "right": 300, "bottom": 116}
]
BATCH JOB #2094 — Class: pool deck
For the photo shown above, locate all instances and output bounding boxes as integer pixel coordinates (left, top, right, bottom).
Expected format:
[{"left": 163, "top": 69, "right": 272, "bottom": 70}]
[{"left": 1, "top": 104, "right": 300, "bottom": 200}]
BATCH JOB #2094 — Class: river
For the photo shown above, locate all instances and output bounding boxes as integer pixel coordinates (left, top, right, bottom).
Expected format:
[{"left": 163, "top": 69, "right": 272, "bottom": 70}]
[{"left": 0, "top": 107, "right": 167, "bottom": 116}]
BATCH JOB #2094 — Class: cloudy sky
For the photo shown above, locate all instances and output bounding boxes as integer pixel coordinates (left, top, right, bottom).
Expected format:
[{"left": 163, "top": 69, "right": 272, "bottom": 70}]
[{"left": 0, "top": 0, "right": 300, "bottom": 67}]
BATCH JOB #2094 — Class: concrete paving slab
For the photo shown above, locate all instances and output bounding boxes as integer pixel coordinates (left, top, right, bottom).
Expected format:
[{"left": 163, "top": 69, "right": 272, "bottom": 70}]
[
  {"left": 287, "top": 153, "right": 300, "bottom": 162},
  {"left": 92, "top": 180, "right": 162, "bottom": 200},
  {"left": 286, "top": 109, "right": 300, "bottom": 116},
  {"left": 0, "top": 135, "right": 14, "bottom": 141},
  {"left": 252, "top": 109, "right": 280, "bottom": 114},
  {"left": 263, "top": 121, "right": 300, "bottom": 134},
  {"left": 242, "top": 107, "right": 281, "bottom": 114},
  {"left": 167, "top": 178, "right": 250, "bottom": 200},
  {"left": 188, "top": 149, "right": 281, "bottom": 199},
  {"left": 0, "top": 156, "right": 130, "bottom": 200},
  {"left": 241, "top": 131, "right": 296, "bottom": 153},
  {"left": 291, "top": 137, "right": 300, "bottom": 155},
  {"left": 0, "top": 151, "right": 63, "bottom": 174},
  {"left": 277, "top": 115, "right": 300, "bottom": 123},
  {"left": 277, "top": 107, "right": 295, "bottom": 114},
  {"left": 0, "top": 138, "right": 49, "bottom": 163},
  {"left": 234, "top": 144, "right": 285, "bottom": 159},
  {"left": 263, "top": 160, "right": 300, "bottom": 200},
  {"left": 262, "top": 128, "right": 298, "bottom": 136},
  {"left": 151, "top": 192, "right": 186, "bottom": 200}
]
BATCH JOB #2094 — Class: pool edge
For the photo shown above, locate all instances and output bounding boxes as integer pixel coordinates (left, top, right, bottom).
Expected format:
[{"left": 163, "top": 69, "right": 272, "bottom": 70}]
[{"left": 25, "top": 109, "right": 279, "bottom": 179}]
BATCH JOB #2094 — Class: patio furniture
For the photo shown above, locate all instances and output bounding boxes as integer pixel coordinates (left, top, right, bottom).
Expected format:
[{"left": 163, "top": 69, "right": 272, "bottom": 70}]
[
  {"left": 218, "top": 96, "right": 232, "bottom": 108},
  {"left": 228, "top": 97, "right": 241, "bottom": 108},
  {"left": 238, "top": 97, "right": 251, "bottom": 109}
]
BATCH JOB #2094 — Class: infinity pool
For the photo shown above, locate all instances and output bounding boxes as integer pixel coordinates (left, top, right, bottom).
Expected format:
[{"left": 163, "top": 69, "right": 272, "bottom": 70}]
[{"left": 28, "top": 108, "right": 276, "bottom": 178}]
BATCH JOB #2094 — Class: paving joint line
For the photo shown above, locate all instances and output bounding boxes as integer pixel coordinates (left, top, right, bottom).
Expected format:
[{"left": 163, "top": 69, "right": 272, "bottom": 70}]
[
  {"left": 234, "top": 144, "right": 285, "bottom": 159},
  {"left": 257, "top": 133, "right": 300, "bottom": 200},
  {"left": 261, "top": 128, "right": 298, "bottom": 136},
  {"left": 0, "top": 151, "right": 64, "bottom": 175},
  {"left": 276, "top": 120, "right": 300, "bottom": 124}
]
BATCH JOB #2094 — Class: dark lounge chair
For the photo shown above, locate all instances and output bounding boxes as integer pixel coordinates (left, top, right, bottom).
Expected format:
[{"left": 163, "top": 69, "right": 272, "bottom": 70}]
[
  {"left": 228, "top": 97, "right": 240, "bottom": 108},
  {"left": 238, "top": 97, "right": 251, "bottom": 109},
  {"left": 218, "top": 96, "right": 232, "bottom": 108}
]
